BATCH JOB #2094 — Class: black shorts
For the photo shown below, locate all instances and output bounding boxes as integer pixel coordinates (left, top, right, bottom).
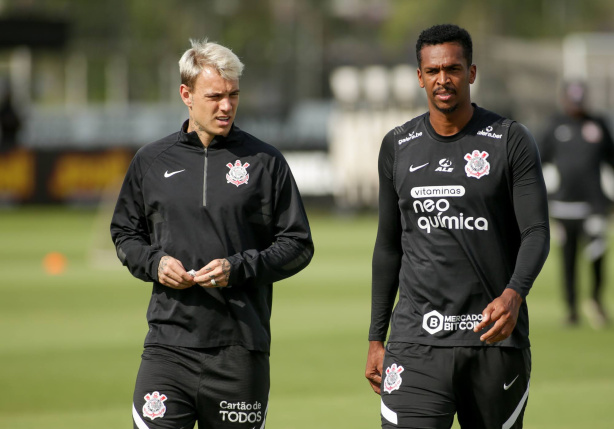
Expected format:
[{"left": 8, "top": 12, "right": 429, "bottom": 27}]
[
  {"left": 132, "top": 344, "right": 270, "bottom": 429},
  {"left": 380, "top": 343, "right": 531, "bottom": 429}
]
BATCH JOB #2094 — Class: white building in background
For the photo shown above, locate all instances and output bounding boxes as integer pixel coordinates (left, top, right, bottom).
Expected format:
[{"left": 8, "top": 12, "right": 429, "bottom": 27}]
[
  {"left": 328, "top": 64, "right": 425, "bottom": 208},
  {"left": 563, "top": 33, "right": 614, "bottom": 114}
]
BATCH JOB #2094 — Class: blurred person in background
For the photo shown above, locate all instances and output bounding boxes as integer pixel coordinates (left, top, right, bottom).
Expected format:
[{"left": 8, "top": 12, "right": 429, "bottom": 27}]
[
  {"left": 111, "top": 39, "right": 314, "bottom": 429},
  {"left": 0, "top": 86, "right": 22, "bottom": 151},
  {"left": 365, "top": 24, "right": 550, "bottom": 429},
  {"left": 539, "top": 81, "right": 614, "bottom": 328}
]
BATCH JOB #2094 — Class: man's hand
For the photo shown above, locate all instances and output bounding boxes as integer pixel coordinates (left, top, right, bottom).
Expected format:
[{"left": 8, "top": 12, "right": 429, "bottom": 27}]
[
  {"left": 157, "top": 255, "right": 196, "bottom": 289},
  {"left": 473, "top": 288, "right": 523, "bottom": 344},
  {"left": 193, "top": 258, "right": 231, "bottom": 288},
  {"left": 365, "top": 341, "right": 385, "bottom": 394}
]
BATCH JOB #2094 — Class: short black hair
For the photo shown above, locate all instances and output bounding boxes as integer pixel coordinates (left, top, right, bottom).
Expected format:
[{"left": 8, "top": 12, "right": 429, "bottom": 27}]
[{"left": 416, "top": 24, "right": 473, "bottom": 67}]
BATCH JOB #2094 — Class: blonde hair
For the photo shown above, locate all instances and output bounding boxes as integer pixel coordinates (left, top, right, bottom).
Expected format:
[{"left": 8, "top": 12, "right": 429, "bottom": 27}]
[{"left": 178, "top": 39, "right": 244, "bottom": 88}]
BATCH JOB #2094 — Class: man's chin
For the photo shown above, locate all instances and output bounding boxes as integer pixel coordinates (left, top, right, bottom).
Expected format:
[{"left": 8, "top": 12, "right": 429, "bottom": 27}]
[
  {"left": 214, "top": 124, "right": 233, "bottom": 136},
  {"left": 434, "top": 103, "right": 459, "bottom": 114}
]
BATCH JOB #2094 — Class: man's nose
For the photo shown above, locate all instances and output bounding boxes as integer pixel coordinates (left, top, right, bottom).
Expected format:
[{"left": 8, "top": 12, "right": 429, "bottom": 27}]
[
  {"left": 219, "top": 97, "right": 232, "bottom": 111},
  {"left": 437, "top": 70, "right": 451, "bottom": 85}
]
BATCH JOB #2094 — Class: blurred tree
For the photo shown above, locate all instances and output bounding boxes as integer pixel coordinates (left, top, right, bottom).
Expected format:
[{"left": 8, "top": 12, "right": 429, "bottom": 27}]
[
  {"left": 1, "top": 0, "right": 614, "bottom": 107},
  {"left": 381, "top": 0, "right": 614, "bottom": 51}
]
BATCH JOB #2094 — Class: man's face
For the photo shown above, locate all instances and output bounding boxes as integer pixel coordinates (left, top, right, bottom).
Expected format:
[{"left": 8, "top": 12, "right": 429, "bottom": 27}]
[
  {"left": 417, "top": 42, "right": 476, "bottom": 115},
  {"left": 180, "top": 67, "right": 240, "bottom": 141}
]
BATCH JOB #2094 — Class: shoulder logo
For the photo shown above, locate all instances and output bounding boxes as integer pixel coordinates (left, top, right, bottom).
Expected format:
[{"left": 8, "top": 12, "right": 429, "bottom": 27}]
[
  {"left": 477, "top": 125, "right": 502, "bottom": 139},
  {"left": 398, "top": 131, "right": 423, "bottom": 145},
  {"left": 464, "top": 150, "right": 490, "bottom": 179},
  {"left": 383, "top": 363, "right": 404, "bottom": 394},
  {"left": 164, "top": 169, "right": 185, "bottom": 178},
  {"left": 143, "top": 391, "right": 167, "bottom": 420},
  {"left": 226, "top": 160, "right": 250, "bottom": 187},
  {"left": 434, "top": 158, "right": 454, "bottom": 173}
]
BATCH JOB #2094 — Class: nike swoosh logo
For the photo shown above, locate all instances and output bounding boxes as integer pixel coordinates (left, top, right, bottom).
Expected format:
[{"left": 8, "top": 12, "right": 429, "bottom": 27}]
[
  {"left": 164, "top": 169, "right": 185, "bottom": 178},
  {"left": 504, "top": 375, "right": 519, "bottom": 390},
  {"left": 409, "top": 163, "right": 429, "bottom": 172}
]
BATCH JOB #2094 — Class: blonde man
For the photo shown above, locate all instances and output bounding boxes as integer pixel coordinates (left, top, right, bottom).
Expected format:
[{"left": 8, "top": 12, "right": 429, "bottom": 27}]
[{"left": 112, "top": 39, "right": 314, "bottom": 429}]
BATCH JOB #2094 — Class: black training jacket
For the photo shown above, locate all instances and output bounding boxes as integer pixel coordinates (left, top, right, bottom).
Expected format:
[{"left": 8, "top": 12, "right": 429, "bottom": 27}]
[
  {"left": 111, "top": 121, "right": 314, "bottom": 352},
  {"left": 539, "top": 113, "right": 614, "bottom": 217}
]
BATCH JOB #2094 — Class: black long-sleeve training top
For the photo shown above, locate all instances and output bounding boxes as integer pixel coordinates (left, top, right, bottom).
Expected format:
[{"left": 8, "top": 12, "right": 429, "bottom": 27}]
[
  {"left": 369, "top": 105, "right": 550, "bottom": 348},
  {"left": 111, "top": 121, "right": 314, "bottom": 352}
]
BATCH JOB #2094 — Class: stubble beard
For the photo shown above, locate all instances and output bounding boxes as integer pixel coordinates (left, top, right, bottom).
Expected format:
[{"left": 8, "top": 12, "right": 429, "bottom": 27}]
[
  {"left": 434, "top": 102, "right": 459, "bottom": 115},
  {"left": 432, "top": 85, "right": 459, "bottom": 115}
]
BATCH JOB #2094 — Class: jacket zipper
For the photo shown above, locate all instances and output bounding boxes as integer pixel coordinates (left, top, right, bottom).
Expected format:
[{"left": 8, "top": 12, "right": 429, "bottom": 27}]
[{"left": 203, "top": 148, "right": 208, "bottom": 207}]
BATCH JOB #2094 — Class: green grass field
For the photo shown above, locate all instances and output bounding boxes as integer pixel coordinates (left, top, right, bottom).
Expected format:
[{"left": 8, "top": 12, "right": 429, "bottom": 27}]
[{"left": 1, "top": 206, "right": 613, "bottom": 428}]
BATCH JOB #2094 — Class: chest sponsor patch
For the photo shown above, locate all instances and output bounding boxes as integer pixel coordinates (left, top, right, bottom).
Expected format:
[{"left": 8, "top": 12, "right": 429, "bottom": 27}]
[
  {"left": 226, "top": 160, "right": 250, "bottom": 187},
  {"left": 435, "top": 158, "right": 454, "bottom": 173},
  {"left": 142, "top": 391, "right": 168, "bottom": 420},
  {"left": 383, "top": 363, "right": 404, "bottom": 393},
  {"left": 464, "top": 150, "right": 490, "bottom": 179}
]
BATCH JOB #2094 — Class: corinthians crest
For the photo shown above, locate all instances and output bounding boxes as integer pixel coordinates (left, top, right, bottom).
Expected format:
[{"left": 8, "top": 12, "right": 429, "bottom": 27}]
[
  {"left": 143, "top": 391, "right": 168, "bottom": 420},
  {"left": 464, "top": 150, "right": 490, "bottom": 179},
  {"left": 226, "top": 160, "right": 250, "bottom": 187},
  {"left": 383, "top": 363, "right": 404, "bottom": 394}
]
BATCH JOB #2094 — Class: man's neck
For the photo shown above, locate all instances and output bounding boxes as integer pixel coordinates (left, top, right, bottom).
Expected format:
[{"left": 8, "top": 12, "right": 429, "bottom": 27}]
[
  {"left": 429, "top": 103, "right": 475, "bottom": 136},
  {"left": 186, "top": 121, "right": 215, "bottom": 148},
  {"left": 197, "top": 131, "right": 215, "bottom": 148}
]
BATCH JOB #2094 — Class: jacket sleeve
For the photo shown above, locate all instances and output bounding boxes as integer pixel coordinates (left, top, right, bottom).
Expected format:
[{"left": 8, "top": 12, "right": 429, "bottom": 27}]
[
  {"left": 506, "top": 122, "right": 550, "bottom": 299},
  {"left": 225, "top": 156, "right": 314, "bottom": 286},
  {"left": 369, "top": 133, "right": 402, "bottom": 342},
  {"left": 110, "top": 155, "right": 166, "bottom": 282}
]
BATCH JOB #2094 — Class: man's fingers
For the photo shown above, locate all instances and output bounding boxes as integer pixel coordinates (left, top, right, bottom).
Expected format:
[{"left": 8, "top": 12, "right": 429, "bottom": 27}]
[
  {"left": 160, "top": 274, "right": 182, "bottom": 289},
  {"left": 480, "top": 323, "right": 502, "bottom": 343},
  {"left": 480, "top": 316, "right": 514, "bottom": 343},
  {"left": 476, "top": 308, "right": 502, "bottom": 340},
  {"left": 365, "top": 370, "right": 382, "bottom": 394},
  {"left": 475, "top": 290, "right": 522, "bottom": 343},
  {"left": 368, "top": 378, "right": 381, "bottom": 394},
  {"left": 473, "top": 309, "right": 492, "bottom": 332},
  {"left": 194, "top": 269, "right": 224, "bottom": 287},
  {"left": 193, "top": 260, "right": 231, "bottom": 288},
  {"left": 162, "top": 273, "right": 193, "bottom": 289},
  {"left": 168, "top": 269, "right": 190, "bottom": 285},
  {"left": 157, "top": 256, "right": 196, "bottom": 289},
  {"left": 365, "top": 341, "right": 385, "bottom": 394},
  {"left": 474, "top": 300, "right": 505, "bottom": 333}
]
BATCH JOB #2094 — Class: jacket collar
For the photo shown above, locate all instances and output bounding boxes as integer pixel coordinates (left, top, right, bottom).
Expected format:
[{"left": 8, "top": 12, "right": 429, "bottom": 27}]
[{"left": 178, "top": 119, "right": 239, "bottom": 148}]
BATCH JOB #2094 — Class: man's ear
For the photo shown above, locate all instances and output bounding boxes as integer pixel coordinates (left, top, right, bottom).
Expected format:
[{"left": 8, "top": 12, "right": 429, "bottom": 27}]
[
  {"left": 417, "top": 68, "right": 425, "bottom": 89},
  {"left": 469, "top": 64, "right": 477, "bottom": 84},
  {"left": 180, "top": 84, "right": 192, "bottom": 107}
]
